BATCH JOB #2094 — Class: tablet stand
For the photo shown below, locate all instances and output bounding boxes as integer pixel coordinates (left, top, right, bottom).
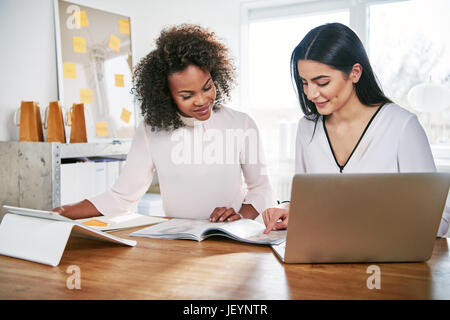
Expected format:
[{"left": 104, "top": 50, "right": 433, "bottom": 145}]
[{"left": 0, "top": 214, "right": 135, "bottom": 266}]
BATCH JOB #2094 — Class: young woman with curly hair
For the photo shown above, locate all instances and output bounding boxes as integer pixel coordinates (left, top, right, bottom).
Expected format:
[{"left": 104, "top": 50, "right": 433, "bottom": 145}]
[{"left": 53, "top": 24, "right": 273, "bottom": 223}]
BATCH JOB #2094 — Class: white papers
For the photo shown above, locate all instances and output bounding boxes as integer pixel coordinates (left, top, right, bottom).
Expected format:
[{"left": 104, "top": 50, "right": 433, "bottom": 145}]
[
  {"left": 137, "top": 193, "right": 164, "bottom": 216},
  {"left": 76, "top": 212, "right": 167, "bottom": 231},
  {"left": 60, "top": 161, "right": 96, "bottom": 205},
  {"left": 106, "top": 160, "right": 121, "bottom": 188},
  {"left": 60, "top": 159, "right": 124, "bottom": 206}
]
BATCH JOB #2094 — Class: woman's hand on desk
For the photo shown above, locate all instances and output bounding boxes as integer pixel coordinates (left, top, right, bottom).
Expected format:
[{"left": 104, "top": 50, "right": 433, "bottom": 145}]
[
  {"left": 52, "top": 199, "right": 102, "bottom": 220},
  {"left": 262, "top": 208, "right": 289, "bottom": 234}
]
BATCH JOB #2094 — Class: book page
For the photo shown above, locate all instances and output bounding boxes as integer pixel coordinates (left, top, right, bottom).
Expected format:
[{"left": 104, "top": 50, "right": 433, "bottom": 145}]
[
  {"left": 207, "top": 219, "right": 286, "bottom": 244},
  {"left": 242, "top": 230, "right": 287, "bottom": 244},
  {"left": 131, "top": 219, "right": 211, "bottom": 240}
]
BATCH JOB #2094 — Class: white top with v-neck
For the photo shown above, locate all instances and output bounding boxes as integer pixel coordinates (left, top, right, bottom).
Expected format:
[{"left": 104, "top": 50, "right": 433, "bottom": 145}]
[
  {"left": 88, "top": 106, "right": 273, "bottom": 219},
  {"left": 295, "top": 103, "right": 449, "bottom": 236},
  {"left": 295, "top": 103, "right": 435, "bottom": 173}
]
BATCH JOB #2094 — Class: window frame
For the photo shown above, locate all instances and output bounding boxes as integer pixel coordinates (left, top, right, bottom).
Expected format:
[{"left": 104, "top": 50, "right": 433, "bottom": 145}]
[{"left": 239, "top": 0, "right": 450, "bottom": 169}]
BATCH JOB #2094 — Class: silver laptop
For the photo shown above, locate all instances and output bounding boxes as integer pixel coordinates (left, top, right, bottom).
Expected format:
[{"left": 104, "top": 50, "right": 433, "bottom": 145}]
[{"left": 272, "top": 172, "right": 450, "bottom": 263}]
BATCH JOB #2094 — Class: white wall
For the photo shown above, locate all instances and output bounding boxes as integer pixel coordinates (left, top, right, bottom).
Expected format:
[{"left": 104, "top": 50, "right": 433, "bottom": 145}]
[
  {"left": 0, "top": 0, "right": 242, "bottom": 141},
  {"left": 0, "top": 0, "right": 59, "bottom": 141}
]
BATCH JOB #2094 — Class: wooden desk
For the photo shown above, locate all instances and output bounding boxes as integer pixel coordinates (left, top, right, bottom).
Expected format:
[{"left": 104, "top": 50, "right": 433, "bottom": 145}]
[{"left": 0, "top": 228, "right": 449, "bottom": 300}]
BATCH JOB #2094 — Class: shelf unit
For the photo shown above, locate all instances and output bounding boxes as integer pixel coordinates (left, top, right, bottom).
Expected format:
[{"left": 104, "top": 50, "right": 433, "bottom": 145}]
[{"left": 0, "top": 141, "right": 131, "bottom": 218}]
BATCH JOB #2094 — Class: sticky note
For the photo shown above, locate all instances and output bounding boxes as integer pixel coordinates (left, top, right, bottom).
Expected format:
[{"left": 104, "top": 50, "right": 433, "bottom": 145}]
[
  {"left": 108, "top": 34, "right": 121, "bottom": 52},
  {"left": 96, "top": 121, "right": 109, "bottom": 137},
  {"left": 120, "top": 108, "right": 132, "bottom": 123},
  {"left": 80, "top": 88, "right": 93, "bottom": 104},
  {"left": 67, "top": 111, "right": 72, "bottom": 126},
  {"left": 115, "top": 74, "right": 124, "bottom": 87},
  {"left": 74, "top": 10, "right": 89, "bottom": 28},
  {"left": 118, "top": 19, "right": 130, "bottom": 35},
  {"left": 73, "top": 36, "right": 86, "bottom": 53},
  {"left": 63, "top": 62, "right": 77, "bottom": 79},
  {"left": 82, "top": 219, "right": 109, "bottom": 227}
]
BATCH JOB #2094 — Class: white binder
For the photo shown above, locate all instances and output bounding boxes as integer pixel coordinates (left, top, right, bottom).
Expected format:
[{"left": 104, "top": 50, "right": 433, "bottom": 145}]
[{"left": 0, "top": 205, "right": 136, "bottom": 267}]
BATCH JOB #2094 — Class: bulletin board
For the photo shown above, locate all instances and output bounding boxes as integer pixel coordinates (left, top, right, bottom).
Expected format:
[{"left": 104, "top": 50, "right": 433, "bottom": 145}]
[{"left": 54, "top": 0, "right": 136, "bottom": 142}]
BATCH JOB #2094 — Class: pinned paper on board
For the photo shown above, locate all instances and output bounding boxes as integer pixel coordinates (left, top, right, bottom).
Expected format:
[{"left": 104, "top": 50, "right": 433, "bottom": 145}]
[
  {"left": 120, "top": 108, "right": 132, "bottom": 123},
  {"left": 118, "top": 19, "right": 130, "bottom": 35},
  {"left": 96, "top": 121, "right": 109, "bottom": 137},
  {"left": 115, "top": 74, "right": 125, "bottom": 87},
  {"left": 63, "top": 62, "right": 77, "bottom": 79},
  {"left": 108, "top": 34, "right": 121, "bottom": 52},
  {"left": 80, "top": 88, "right": 93, "bottom": 104},
  {"left": 74, "top": 10, "right": 89, "bottom": 28},
  {"left": 73, "top": 36, "right": 86, "bottom": 53}
]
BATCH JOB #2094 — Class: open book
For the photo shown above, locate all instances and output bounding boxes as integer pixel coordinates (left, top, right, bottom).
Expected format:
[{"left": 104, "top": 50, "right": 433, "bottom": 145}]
[{"left": 130, "top": 218, "right": 287, "bottom": 245}]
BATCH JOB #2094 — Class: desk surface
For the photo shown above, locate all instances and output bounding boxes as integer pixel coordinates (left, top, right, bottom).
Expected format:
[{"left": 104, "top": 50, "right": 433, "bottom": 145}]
[{"left": 1, "top": 227, "right": 449, "bottom": 300}]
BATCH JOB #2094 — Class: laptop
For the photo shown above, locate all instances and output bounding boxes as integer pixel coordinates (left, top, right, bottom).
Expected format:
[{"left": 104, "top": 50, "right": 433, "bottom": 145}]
[{"left": 271, "top": 172, "right": 450, "bottom": 263}]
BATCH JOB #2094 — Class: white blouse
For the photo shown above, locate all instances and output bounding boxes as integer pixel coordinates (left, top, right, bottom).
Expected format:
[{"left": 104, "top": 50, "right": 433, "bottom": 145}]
[
  {"left": 89, "top": 106, "right": 273, "bottom": 219},
  {"left": 295, "top": 103, "right": 449, "bottom": 237}
]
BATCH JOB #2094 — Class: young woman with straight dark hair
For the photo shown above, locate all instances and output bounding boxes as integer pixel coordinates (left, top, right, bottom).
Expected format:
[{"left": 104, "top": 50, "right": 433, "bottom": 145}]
[
  {"left": 291, "top": 23, "right": 391, "bottom": 122},
  {"left": 262, "top": 23, "right": 449, "bottom": 237}
]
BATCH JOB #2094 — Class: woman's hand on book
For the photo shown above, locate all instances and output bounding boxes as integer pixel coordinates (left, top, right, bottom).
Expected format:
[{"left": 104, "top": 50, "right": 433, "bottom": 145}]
[
  {"left": 209, "top": 207, "right": 242, "bottom": 223},
  {"left": 262, "top": 208, "right": 289, "bottom": 234},
  {"left": 209, "top": 204, "right": 258, "bottom": 222}
]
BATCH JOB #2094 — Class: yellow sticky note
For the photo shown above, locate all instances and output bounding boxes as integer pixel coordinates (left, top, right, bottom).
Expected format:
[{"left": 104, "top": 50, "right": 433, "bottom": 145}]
[
  {"left": 74, "top": 10, "right": 89, "bottom": 28},
  {"left": 96, "top": 121, "right": 109, "bottom": 137},
  {"left": 73, "top": 36, "right": 86, "bottom": 53},
  {"left": 118, "top": 19, "right": 130, "bottom": 35},
  {"left": 120, "top": 108, "right": 132, "bottom": 124},
  {"left": 80, "top": 88, "right": 93, "bottom": 104},
  {"left": 108, "top": 34, "right": 121, "bottom": 53},
  {"left": 115, "top": 74, "right": 124, "bottom": 87},
  {"left": 82, "top": 219, "right": 109, "bottom": 227},
  {"left": 63, "top": 62, "right": 77, "bottom": 79}
]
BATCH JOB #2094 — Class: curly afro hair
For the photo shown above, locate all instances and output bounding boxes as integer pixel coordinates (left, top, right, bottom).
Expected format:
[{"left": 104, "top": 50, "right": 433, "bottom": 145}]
[{"left": 132, "top": 24, "right": 236, "bottom": 131}]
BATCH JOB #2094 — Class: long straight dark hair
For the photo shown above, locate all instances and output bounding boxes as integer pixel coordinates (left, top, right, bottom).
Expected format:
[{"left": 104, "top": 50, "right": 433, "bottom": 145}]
[{"left": 290, "top": 23, "right": 392, "bottom": 121}]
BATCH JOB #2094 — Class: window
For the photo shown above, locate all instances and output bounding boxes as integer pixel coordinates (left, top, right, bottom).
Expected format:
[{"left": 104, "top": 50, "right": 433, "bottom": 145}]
[
  {"left": 243, "top": 0, "right": 450, "bottom": 201},
  {"left": 369, "top": 0, "right": 450, "bottom": 170},
  {"left": 246, "top": 9, "right": 350, "bottom": 200}
]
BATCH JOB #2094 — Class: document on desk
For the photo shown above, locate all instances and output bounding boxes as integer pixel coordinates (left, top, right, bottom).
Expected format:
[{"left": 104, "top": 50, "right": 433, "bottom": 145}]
[
  {"left": 130, "top": 218, "right": 286, "bottom": 245},
  {"left": 77, "top": 213, "right": 167, "bottom": 231}
]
